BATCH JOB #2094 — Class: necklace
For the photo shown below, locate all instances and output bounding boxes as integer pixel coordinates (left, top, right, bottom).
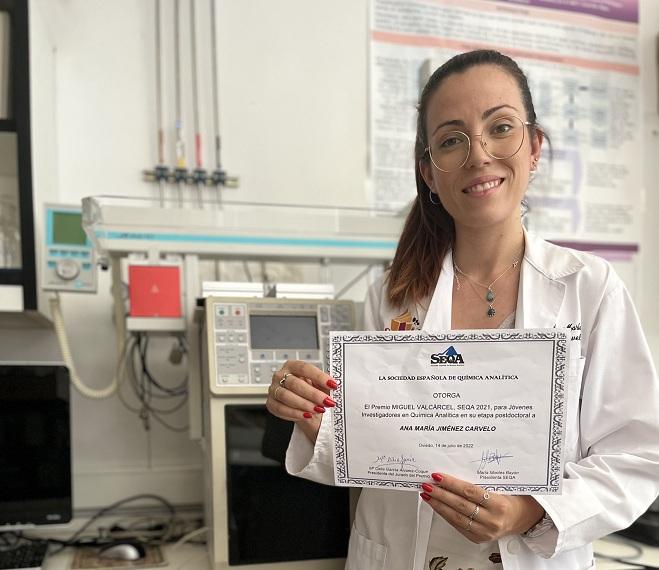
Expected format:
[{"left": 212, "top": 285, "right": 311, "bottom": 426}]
[{"left": 453, "top": 250, "right": 523, "bottom": 318}]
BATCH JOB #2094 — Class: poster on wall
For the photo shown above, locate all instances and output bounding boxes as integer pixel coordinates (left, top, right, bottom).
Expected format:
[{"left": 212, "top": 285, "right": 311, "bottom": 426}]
[{"left": 369, "top": 0, "right": 641, "bottom": 255}]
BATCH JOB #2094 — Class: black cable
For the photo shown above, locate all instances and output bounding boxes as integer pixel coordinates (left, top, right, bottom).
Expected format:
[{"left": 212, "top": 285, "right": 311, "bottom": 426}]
[
  {"left": 119, "top": 334, "right": 189, "bottom": 431},
  {"left": 46, "top": 494, "right": 176, "bottom": 554},
  {"left": 139, "top": 335, "right": 188, "bottom": 396},
  {"left": 595, "top": 535, "right": 659, "bottom": 569}
]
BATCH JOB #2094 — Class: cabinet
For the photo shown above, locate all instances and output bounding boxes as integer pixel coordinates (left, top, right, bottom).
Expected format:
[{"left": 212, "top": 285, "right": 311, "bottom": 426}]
[{"left": 0, "top": 0, "right": 37, "bottom": 313}]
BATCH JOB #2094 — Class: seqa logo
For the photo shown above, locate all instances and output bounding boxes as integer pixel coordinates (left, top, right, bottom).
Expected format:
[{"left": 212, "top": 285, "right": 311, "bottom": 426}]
[{"left": 430, "top": 346, "right": 465, "bottom": 365}]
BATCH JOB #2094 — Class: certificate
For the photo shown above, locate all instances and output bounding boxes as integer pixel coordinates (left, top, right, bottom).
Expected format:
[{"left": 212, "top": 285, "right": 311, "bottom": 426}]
[{"left": 329, "top": 329, "right": 568, "bottom": 494}]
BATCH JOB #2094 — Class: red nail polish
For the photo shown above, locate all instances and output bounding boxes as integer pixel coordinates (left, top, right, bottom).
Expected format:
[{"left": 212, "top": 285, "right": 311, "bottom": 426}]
[
  {"left": 323, "top": 397, "right": 336, "bottom": 407},
  {"left": 420, "top": 492, "right": 431, "bottom": 501},
  {"left": 421, "top": 483, "right": 433, "bottom": 493},
  {"left": 314, "top": 405, "right": 326, "bottom": 413},
  {"left": 431, "top": 473, "right": 443, "bottom": 482},
  {"left": 303, "top": 412, "right": 313, "bottom": 419},
  {"left": 326, "top": 379, "right": 338, "bottom": 390}
]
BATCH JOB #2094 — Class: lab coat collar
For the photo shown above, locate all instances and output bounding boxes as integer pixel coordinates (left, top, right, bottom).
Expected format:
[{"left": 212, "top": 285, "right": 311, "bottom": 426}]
[
  {"left": 518, "top": 228, "right": 583, "bottom": 329},
  {"left": 522, "top": 227, "right": 584, "bottom": 280},
  {"left": 422, "top": 227, "right": 584, "bottom": 332}
]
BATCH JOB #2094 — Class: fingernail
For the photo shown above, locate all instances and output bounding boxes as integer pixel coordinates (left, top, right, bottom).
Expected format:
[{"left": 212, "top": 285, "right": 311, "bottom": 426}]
[
  {"left": 323, "top": 397, "right": 336, "bottom": 407},
  {"left": 420, "top": 492, "right": 431, "bottom": 501},
  {"left": 314, "top": 405, "right": 326, "bottom": 414},
  {"left": 421, "top": 483, "right": 433, "bottom": 493},
  {"left": 431, "top": 473, "right": 443, "bottom": 482},
  {"left": 326, "top": 379, "right": 338, "bottom": 389},
  {"left": 303, "top": 412, "right": 313, "bottom": 419}
]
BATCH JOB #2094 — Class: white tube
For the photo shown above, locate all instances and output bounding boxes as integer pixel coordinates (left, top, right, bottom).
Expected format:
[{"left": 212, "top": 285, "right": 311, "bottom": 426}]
[{"left": 49, "top": 294, "right": 125, "bottom": 399}]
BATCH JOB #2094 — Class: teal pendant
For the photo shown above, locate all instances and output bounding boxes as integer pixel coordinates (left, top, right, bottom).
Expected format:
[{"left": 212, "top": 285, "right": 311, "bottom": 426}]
[
  {"left": 486, "top": 289, "right": 495, "bottom": 302},
  {"left": 487, "top": 307, "right": 496, "bottom": 318}
]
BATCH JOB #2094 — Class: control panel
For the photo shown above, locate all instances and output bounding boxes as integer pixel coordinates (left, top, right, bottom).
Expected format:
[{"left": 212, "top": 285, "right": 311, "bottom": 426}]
[
  {"left": 205, "top": 297, "right": 355, "bottom": 395},
  {"left": 42, "top": 204, "right": 96, "bottom": 293}
]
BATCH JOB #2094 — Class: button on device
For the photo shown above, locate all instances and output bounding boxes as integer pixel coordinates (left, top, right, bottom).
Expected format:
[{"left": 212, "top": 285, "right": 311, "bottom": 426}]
[
  {"left": 300, "top": 350, "right": 320, "bottom": 361},
  {"left": 506, "top": 538, "right": 521, "bottom": 555},
  {"left": 252, "top": 350, "right": 273, "bottom": 361}
]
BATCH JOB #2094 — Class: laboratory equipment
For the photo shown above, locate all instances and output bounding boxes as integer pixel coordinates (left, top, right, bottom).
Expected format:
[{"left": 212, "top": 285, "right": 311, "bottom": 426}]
[
  {"left": 0, "top": 363, "right": 72, "bottom": 529},
  {"left": 126, "top": 261, "right": 185, "bottom": 332},
  {"left": 206, "top": 297, "right": 353, "bottom": 393},
  {"left": 42, "top": 204, "right": 96, "bottom": 293},
  {"left": 201, "top": 296, "right": 355, "bottom": 569}
]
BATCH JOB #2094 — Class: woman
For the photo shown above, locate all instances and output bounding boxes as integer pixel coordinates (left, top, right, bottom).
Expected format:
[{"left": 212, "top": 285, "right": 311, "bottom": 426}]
[{"left": 266, "top": 50, "right": 659, "bottom": 570}]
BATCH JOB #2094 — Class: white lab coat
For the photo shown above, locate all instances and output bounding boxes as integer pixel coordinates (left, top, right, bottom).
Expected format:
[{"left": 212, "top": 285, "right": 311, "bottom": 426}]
[{"left": 286, "top": 230, "right": 659, "bottom": 570}]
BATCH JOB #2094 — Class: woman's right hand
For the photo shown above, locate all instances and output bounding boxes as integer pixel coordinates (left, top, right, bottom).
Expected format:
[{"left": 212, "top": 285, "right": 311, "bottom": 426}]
[{"left": 265, "top": 360, "right": 339, "bottom": 443}]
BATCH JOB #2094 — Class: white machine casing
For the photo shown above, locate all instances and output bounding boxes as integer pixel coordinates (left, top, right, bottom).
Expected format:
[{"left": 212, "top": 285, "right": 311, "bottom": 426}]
[{"left": 201, "top": 296, "right": 355, "bottom": 569}]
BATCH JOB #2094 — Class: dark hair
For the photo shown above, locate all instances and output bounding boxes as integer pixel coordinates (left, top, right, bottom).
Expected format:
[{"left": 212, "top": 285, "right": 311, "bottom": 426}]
[{"left": 386, "top": 49, "right": 543, "bottom": 308}]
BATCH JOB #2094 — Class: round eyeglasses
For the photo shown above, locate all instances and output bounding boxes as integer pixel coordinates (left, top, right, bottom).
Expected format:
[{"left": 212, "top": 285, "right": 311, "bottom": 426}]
[{"left": 425, "top": 115, "right": 532, "bottom": 173}]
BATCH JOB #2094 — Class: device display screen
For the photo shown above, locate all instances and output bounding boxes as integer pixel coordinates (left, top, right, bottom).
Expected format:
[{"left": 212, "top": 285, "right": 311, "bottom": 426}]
[
  {"left": 225, "top": 405, "right": 349, "bottom": 564},
  {"left": 53, "top": 212, "right": 87, "bottom": 246},
  {"left": 0, "top": 365, "right": 72, "bottom": 526},
  {"left": 249, "top": 315, "right": 319, "bottom": 349}
]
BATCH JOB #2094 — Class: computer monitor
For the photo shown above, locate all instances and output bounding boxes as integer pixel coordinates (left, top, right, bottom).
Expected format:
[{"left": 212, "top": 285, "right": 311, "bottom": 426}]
[{"left": 0, "top": 364, "right": 72, "bottom": 528}]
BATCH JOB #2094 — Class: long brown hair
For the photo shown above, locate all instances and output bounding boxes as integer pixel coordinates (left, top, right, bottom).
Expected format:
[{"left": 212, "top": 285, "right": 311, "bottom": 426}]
[{"left": 386, "top": 50, "right": 540, "bottom": 308}]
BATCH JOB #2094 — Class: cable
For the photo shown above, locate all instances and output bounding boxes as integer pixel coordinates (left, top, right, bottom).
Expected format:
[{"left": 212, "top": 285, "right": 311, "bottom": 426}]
[
  {"left": 155, "top": 0, "right": 164, "bottom": 166},
  {"left": 170, "top": 527, "right": 208, "bottom": 550},
  {"left": 49, "top": 294, "right": 130, "bottom": 399},
  {"left": 190, "top": 0, "right": 201, "bottom": 171},
  {"left": 37, "top": 494, "right": 177, "bottom": 555},
  {"left": 138, "top": 335, "right": 188, "bottom": 396},
  {"left": 118, "top": 333, "right": 190, "bottom": 432},
  {"left": 595, "top": 535, "right": 659, "bottom": 569},
  {"left": 209, "top": 0, "right": 221, "bottom": 171}
]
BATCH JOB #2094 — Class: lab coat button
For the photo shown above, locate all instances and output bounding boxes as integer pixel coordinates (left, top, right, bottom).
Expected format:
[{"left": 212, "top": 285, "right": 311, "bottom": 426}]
[{"left": 507, "top": 538, "right": 521, "bottom": 554}]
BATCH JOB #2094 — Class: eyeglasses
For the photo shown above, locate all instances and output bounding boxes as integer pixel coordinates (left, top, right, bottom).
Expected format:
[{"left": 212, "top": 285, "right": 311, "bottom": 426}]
[{"left": 425, "top": 115, "right": 532, "bottom": 173}]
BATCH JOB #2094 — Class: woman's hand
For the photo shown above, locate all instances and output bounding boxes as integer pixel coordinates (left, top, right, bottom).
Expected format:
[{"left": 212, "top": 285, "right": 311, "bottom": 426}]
[
  {"left": 419, "top": 472, "right": 545, "bottom": 543},
  {"left": 265, "top": 360, "right": 338, "bottom": 443}
]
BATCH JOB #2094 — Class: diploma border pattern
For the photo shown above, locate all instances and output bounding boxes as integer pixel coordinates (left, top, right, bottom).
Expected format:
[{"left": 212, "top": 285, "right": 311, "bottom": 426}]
[{"left": 330, "top": 330, "right": 568, "bottom": 494}]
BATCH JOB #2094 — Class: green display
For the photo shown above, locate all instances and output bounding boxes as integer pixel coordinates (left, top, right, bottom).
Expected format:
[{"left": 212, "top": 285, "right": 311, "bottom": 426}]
[{"left": 53, "top": 212, "right": 87, "bottom": 246}]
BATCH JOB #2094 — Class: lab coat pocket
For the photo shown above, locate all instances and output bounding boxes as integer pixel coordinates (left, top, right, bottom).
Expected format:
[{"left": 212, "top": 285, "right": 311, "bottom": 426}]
[
  {"left": 564, "top": 356, "right": 586, "bottom": 463},
  {"left": 345, "top": 524, "right": 387, "bottom": 570}
]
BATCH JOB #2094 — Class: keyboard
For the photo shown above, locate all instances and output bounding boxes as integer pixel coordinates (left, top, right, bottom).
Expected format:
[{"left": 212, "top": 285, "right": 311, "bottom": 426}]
[{"left": 0, "top": 542, "right": 48, "bottom": 570}]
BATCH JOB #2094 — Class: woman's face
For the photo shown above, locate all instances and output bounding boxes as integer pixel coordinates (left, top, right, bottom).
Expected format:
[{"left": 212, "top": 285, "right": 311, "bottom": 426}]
[{"left": 420, "top": 64, "right": 543, "bottom": 233}]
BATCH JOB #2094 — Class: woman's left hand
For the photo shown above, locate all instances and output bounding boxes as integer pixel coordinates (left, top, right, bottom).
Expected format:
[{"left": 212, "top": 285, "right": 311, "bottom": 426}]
[{"left": 420, "top": 472, "right": 545, "bottom": 543}]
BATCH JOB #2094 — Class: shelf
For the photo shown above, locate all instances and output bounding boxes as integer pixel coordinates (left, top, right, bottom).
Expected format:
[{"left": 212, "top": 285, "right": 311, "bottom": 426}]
[{"left": 0, "top": 119, "right": 16, "bottom": 132}]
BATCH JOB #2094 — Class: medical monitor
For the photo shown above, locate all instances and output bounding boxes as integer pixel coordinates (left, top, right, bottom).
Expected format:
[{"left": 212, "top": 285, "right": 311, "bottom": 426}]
[{"left": 0, "top": 364, "right": 72, "bottom": 528}]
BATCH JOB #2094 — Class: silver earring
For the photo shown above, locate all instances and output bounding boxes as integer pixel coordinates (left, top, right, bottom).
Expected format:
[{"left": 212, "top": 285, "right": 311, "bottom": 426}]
[
  {"left": 529, "top": 158, "right": 538, "bottom": 182},
  {"left": 428, "top": 189, "right": 441, "bottom": 205}
]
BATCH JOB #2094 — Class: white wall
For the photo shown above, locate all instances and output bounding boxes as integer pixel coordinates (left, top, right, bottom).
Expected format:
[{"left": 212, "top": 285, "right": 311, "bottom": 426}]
[
  {"left": 638, "top": 0, "right": 659, "bottom": 360},
  {"left": 27, "top": 0, "right": 659, "bottom": 510}
]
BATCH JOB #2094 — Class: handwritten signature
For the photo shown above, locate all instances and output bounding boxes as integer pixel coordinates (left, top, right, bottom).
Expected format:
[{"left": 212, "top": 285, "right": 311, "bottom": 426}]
[
  {"left": 370, "top": 454, "right": 417, "bottom": 471},
  {"left": 471, "top": 449, "right": 514, "bottom": 471}
]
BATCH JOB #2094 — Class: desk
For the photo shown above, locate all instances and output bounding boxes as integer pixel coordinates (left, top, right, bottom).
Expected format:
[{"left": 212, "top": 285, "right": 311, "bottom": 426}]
[
  {"left": 43, "top": 543, "right": 209, "bottom": 570},
  {"left": 595, "top": 537, "right": 659, "bottom": 569},
  {"left": 42, "top": 538, "right": 659, "bottom": 569}
]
